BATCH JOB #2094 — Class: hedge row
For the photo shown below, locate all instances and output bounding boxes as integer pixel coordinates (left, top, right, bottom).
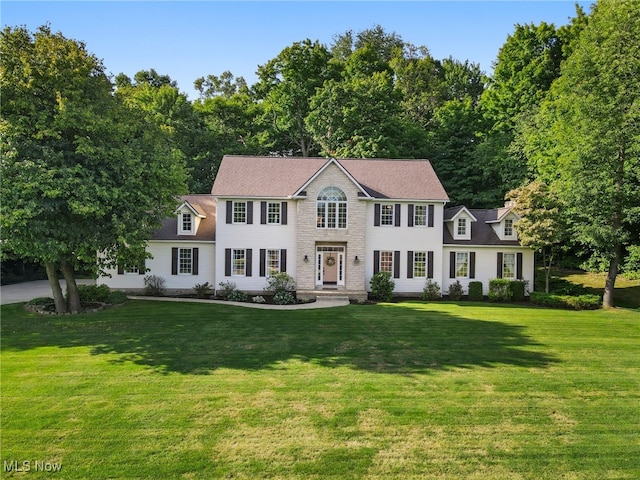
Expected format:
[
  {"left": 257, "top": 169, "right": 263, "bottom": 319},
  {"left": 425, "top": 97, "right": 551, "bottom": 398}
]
[{"left": 529, "top": 292, "right": 601, "bottom": 310}]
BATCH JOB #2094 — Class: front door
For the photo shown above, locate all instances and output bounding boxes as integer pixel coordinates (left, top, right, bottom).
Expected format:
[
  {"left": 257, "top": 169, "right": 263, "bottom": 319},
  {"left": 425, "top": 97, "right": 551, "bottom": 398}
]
[
  {"left": 323, "top": 252, "right": 338, "bottom": 284},
  {"left": 316, "top": 246, "right": 345, "bottom": 287}
]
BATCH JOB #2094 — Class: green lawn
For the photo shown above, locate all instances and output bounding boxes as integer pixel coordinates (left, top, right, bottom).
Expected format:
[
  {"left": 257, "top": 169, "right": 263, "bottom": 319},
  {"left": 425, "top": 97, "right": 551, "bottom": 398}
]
[{"left": 2, "top": 300, "right": 639, "bottom": 479}]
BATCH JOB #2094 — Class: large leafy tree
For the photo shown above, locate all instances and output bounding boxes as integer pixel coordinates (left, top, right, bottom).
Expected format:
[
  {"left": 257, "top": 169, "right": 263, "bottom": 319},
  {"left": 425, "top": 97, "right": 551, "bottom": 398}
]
[
  {"left": 255, "top": 40, "right": 336, "bottom": 156},
  {"left": 525, "top": 0, "right": 640, "bottom": 308},
  {"left": 1, "top": 26, "right": 187, "bottom": 313},
  {"left": 117, "top": 70, "right": 216, "bottom": 193}
]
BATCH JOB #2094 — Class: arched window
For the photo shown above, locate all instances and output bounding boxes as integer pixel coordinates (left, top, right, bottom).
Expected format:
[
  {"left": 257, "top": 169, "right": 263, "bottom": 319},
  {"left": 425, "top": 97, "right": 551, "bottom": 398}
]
[{"left": 317, "top": 187, "right": 347, "bottom": 229}]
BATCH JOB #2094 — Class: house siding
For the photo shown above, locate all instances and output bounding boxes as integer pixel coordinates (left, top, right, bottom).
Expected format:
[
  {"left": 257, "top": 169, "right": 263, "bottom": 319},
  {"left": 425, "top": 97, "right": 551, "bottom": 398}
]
[{"left": 215, "top": 198, "right": 297, "bottom": 293}]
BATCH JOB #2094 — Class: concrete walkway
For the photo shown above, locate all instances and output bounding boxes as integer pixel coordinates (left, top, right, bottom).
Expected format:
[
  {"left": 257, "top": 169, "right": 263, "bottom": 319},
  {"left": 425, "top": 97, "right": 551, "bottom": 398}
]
[
  {"left": 128, "top": 295, "right": 351, "bottom": 310},
  {"left": 0, "top": 279, "right": 95, "bottom": 305},
  {"left": 1, "top": 280, "right": 350, "bottom": 310}
]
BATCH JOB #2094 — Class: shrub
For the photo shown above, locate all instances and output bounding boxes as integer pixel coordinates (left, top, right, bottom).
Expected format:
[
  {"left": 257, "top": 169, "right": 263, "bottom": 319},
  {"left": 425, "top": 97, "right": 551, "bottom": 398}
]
[
  {"left": 144, "top": 275, "right": 166, "bottom": 296},
  {"left": 421, "top": 279, "right": 441, "bottom": 301},
  {"left": 252, "top": 295, "right": 266, "bottom": 304},
  {"left": 193, "top": 282, "right": 212, "bottom": 299},
  {"left": 264, "top": 272, "right": 296, "bottom": 295},
  {"left": 488, "top": 279, "right": 512, "bottom": 302},
  {"left": 77, "top": 284, "right": 111, "bottom": 303},
  {"left": 107, "top": 291, "right": 128, "bottom": 305},
  {"left": 227, "top": 289, "right": 248, "bottom": 302},
  {"left": 370, "top": 271, "right": 395, "bottom": 302},
  {"left": 27, "top": 297, "right": 54, "bottom": 306},
  {"left": 509, "top": 280, "right": 526, "bottom": 302},
  {"left": 217, "top": 281, "right": 237, "bottom": 299},
  {"left": 530, "top": 292, "right": 601, "bottom": 310},
  {"left": 468, "top": 281, "right": 483, "bottom": 301},
  {"left": 447, "top": 280, "right": 464, "bottom": 300},
  {"left": 273, "top": 291, "right": 296, "bottom": 305}
]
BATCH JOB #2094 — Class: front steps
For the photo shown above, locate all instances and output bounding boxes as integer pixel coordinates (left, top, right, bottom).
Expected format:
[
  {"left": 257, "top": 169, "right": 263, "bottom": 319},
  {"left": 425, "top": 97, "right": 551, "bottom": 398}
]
[{"left": 297, "top": 289, "right": 367, "bottom": 303}]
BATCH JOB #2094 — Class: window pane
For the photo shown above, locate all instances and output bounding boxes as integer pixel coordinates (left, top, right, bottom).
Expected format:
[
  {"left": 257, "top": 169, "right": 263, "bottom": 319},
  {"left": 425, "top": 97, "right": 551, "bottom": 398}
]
[
  {"left": 317, "top": 202, "right": 326, "bottom": 228},
  {"left": 381, "top": 205, "right": 394, "bottom": 225},
  {"left": 414, "top": 205, "right": 427, "bottom": 226},
  {"left": 503, "top": 253, "right": 516, "bottom": 279},
  {"left": 182, "top": 213, "right": 192, "bottom": 232},
  {"left": 380, "top": 251, "right": 393, "bottom": 272},
  {"left": 232, "top": 249, "right": 245, "bottom": 276},
  {"left": 456, "top": 252, "right": 468, "bottom": 277},
  {"left": 233, "top": 202, "right": 246, "bottom": 223},
  {"left": 268, "top": 202, "right": 280, "bottom": 224},
  {"left": 338, "top": 203, "right": 347, "bottom": 229},
  {"left": 505, "top": 219, "right": 514, "bottom": 237},
  {"left": 179, "top": 248, "right": 192, "bottom": 274},
  {"left": 457, "top": 218, "right": 467, "bottom": 236},
  {"left": 414, "top": 251, "right": 426, "bottom": 277},
  {"left": 267, "top": 250, "right": 280, "bottom": 276}
]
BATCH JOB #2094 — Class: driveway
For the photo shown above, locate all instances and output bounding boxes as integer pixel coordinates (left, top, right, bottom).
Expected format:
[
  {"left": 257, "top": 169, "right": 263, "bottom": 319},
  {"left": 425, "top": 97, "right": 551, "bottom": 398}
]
[{"left": 0, "top": 279, "right": 95, "bottom": 305}]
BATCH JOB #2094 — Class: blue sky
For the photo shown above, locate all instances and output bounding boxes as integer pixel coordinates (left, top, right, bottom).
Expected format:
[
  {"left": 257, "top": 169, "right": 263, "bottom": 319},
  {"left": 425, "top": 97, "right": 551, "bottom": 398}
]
[{"left": 2, "top": 1, "right": 591, "bottom": 100}]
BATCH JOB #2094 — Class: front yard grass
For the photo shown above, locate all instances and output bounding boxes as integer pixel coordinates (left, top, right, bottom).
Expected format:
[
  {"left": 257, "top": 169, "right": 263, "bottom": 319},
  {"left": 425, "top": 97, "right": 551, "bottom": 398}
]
[{"left": 2, "top": 300, "right": 639, "bottom": 479}]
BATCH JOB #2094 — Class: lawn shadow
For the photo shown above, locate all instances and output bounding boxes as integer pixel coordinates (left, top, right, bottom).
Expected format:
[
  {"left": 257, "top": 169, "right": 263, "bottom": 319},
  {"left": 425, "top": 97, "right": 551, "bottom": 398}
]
[{"left": 1, "top": 301, "right": 558, "bottom": 375}]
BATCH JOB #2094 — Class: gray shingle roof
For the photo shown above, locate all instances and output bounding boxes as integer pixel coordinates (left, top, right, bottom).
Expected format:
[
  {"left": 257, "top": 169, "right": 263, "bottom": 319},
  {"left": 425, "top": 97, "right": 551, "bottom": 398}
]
[
  {"left": 151, "top": 195, "right": 216, "bottom": 241},
  {"left": 443, "top": 208, "right": 521, "bottom": 247}
]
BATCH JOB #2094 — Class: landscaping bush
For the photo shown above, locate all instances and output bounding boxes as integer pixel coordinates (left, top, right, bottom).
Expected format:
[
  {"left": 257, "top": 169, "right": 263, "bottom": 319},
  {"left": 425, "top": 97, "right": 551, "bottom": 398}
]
[
  {"left": 421, "top": 279, "right": 441, "bottom": 301},
  {"left": 530, "top": 292, "right": 601, "bottom": 310},
  {"left": 509, "top": 280, "right": 526, "bottom": 302},
  {"left": 447, "top": 280, "right": 464, "bottom": 300},
  {"left": 264, "top": 273, "right": 296, "bottom": 294},
  {"left": 107, "top": 291, "right": 128, "bottom": 305},
  {"left": 144, "top": 275, "right": 166, "bottom": 296},
  {"left": 468, "top": 281, "right": 483, "bottom": 301},
  {"left": 370, "top": 271, "right": 395, "bottom": 302},
  {"left": 273, "top": 291, "right": 296, "bottom": 305},
  {"left": 488, "top": 279, "right": 512, "bottom": 302},
  {"left": 227, "top": 289, "right": 249, "bottom": 302},
  {"left": 77, "top": 284, "right": 112, "bottom": 303},
  {"left": 217, "top": 281, "right": 237, "bottom": 299},
  {"left": 193, "top": 282, "right": 212, "bottom": 299}
]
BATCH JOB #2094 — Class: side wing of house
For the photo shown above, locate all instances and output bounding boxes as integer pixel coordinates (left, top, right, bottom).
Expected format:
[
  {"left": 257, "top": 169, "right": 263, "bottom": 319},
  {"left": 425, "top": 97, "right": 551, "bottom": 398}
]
[
  {"left": 442, "top": 205, "right": 535, "bottom": 296},
  {"left": 98, "top": 195, "right": 216, "bottom": 293}
]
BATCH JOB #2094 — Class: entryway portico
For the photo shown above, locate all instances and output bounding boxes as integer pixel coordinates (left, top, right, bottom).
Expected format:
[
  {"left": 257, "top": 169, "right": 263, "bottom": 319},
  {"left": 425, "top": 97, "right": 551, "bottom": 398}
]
[{"left": 316, "top": 244, "right": 346, "bottom": 287}]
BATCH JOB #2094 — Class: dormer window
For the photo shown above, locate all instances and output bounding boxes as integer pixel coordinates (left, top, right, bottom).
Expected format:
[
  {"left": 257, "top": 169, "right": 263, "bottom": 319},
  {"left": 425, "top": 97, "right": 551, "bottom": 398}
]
[
  {"left": 457, "top": 218, "right": 467, "bottom": 236},
  {"left": 181, "top": 213, "right": 192, "bottom": 233},
  {"left": 504, "top": 219, "right": 515, "bottom": 239}
]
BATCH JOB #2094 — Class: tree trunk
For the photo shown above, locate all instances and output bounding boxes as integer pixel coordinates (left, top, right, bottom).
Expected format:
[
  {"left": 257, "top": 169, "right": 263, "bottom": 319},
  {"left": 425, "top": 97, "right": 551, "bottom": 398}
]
[
  {"left": 60, "top": 258, "right": 81, "bottom": 314},
  {"left": 45, "top": 261, "right": 67, "bottom": 314},
  {"left": 603, "top": 245, "right": 620, "bottom": 309}
]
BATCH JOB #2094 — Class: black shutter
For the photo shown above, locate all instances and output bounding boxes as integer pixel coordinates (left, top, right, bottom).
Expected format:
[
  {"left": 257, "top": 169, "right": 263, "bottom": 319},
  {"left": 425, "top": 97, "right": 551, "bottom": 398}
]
[
  {"left": 428, "top": 204, "right": 435, "bottom": 227},
  {"left": 259, "top": 249, "right": 266, "bottom": 277},
  {"left": 171, "top": 248, "right": 178, "bottom": 275},
  {"left": 449, "top": 251, "right": 456, "bottom": 278},
  {"left": 117, "top": 263, "right": 124, "bottom": 275},
  {"left": 281, "top": 249, "right": 287, "bottom": 272},
  {"left": 225, "top": 249, "right": 231, "bottom": 276},
  {"left": 469, "top": 252, "right": 476, "bottom": 279},
  {"left": 373, "top": 250, "right": 380, "bottom": 274},
  {"left": 393, "top": 251, "right": 400, "bottom": 278},
  {"left": 407, "top": 251, "right": 414, "bottom": 278},
  {"left": 247, "top": 201, "right": 253, "bottom": 224},
  {"left": 246, "top": 249, "right": 252, "bottom": 276},
  {"left": 226, "top": 201, "right": 233, "bottom": 224},
  {"left": 517, "top": 252, "right": 523, "bottom": 280},
  {"left": 394, "top": 204, "right": 401, "bottom": 227},
  {"left": 260, "top": 201, "right": 267, "bottom": 224},
  {"left": 408, "top": 204, "right": 414, "bottom": 227},
  {"left": 374, "top": 204, "right": 381, "bottom": 226},
  {"left": 192, "top": 248, "right": 199, "bottom": 275},
  {"left": 281, "top": 202, "right": 288, "bottom": 225},
  {"left": 497, "top": 252, "right": 504, "bottom": 279},
  {"left": 427, "top": 251, "right": 434, "bottom": 279},
  {"left": 139, "top": 258, "right": 146, "bottom": 275}
]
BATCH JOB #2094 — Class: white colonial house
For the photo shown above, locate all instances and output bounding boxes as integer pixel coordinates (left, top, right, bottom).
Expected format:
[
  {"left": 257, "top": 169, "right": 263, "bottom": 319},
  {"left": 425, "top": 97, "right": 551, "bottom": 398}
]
[{"left": 99, "top": 155, "right": 534, "bottom": 300}]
